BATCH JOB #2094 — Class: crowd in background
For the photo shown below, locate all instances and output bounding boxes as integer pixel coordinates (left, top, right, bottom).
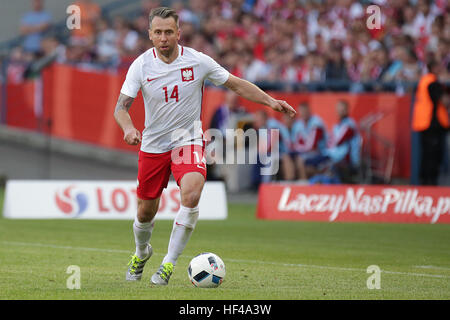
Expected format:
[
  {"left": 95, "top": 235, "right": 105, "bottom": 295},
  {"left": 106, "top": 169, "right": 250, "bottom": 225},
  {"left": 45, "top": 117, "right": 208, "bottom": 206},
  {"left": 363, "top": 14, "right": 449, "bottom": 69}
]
[
  {"left": 7, "top": 0, "right": 450, "bottom": 91},
  {"left": 209, "top": 92, "right": 362, "bottom": 186},
  {"left": 4, "top": 0, "right": 449, "bottom": 186}
]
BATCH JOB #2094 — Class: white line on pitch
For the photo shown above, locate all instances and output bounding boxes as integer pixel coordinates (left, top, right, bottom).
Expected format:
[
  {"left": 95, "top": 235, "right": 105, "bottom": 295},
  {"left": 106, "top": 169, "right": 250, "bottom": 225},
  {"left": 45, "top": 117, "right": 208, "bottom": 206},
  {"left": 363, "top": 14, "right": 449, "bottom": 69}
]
[
  {"left": 226, "top": 258, "right": 450, "bottom": 279},
  {"left": 1, "top": 240, "right": 132, "bottom": 254},
  {"left": 1, "top": 240, "right": 449, "bottom": 279},
  {"left": 414, "top": 265, "right": 450, "bottom": 271}
]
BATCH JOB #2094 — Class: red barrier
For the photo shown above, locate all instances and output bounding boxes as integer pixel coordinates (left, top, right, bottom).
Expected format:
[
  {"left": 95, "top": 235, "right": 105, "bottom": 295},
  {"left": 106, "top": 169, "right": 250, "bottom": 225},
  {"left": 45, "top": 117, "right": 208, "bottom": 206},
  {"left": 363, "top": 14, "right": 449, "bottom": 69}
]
[
  {"left": 257, "top": 184, "right": 450, "bottom": 224},
  {"left": 233, "top": 93, "right": 412, "bottom": 178},
  {"left": 5, "top": 64, "right": 412, "bottom": 178},
  {"left": 41, "top": 64, "right": 144, "bottom": 153},
  {"left": 5, "top": 80, "right": 37, "bottom": 130}
]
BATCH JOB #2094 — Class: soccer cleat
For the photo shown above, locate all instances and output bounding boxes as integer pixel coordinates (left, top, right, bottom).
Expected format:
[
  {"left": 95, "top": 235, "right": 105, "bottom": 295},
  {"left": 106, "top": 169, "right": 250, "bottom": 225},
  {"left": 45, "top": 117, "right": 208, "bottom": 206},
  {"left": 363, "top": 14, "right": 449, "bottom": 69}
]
[
  {"left": 125, "top": 245, "right": 153, "bottom": 281},
  {"left": 151, "top": 262, "right": 174, "bottom": 285}
]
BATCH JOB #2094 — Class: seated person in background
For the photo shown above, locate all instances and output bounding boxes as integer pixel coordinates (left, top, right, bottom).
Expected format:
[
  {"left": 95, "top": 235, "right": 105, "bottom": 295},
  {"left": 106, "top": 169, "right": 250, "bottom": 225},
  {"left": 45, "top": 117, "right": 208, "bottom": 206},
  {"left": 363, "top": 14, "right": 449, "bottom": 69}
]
[
  {"left": 290, "top": 102, "right": 328, "bottom": 180},
  {"left": 210, "top": 90, "right": 248, "bottom": 136},
  {"left": 208, "top": 91, "right": 248, "bottom": 181},
  {"left": 251, "top": 110, "right": 293, "bottom": 188},
  {"left": 324, "top": 99, "right": 361, "bottom": 183},
  {"left": 281, "top": 113, "right": 297, "bottom": 181}
]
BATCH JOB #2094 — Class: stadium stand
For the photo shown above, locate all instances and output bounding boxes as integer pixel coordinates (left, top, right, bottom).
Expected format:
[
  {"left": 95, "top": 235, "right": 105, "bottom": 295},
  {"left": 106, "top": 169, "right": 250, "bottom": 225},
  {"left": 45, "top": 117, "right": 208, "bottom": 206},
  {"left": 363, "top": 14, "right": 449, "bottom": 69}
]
[
  {"left": 0, "top": 0, "right": 449, "bottom": 187},
  {"left": 2, "top": 0, "right": 448, "bottom": 90}
]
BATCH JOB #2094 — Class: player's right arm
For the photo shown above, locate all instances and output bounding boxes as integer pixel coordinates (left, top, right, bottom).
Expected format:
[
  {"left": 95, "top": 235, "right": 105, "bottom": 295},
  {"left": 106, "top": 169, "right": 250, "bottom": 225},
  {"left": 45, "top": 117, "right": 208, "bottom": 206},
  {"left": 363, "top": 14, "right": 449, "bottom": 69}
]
[{"left": 114, "top": 93, "right": 141, "bottom": 145}]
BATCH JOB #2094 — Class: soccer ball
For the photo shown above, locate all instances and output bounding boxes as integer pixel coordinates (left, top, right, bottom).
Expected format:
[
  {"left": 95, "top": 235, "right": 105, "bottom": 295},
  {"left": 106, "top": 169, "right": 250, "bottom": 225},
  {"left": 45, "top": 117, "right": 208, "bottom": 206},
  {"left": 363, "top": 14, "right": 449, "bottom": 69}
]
[{"left": 188, "top": 252, "right": 225, "bottom": 288}]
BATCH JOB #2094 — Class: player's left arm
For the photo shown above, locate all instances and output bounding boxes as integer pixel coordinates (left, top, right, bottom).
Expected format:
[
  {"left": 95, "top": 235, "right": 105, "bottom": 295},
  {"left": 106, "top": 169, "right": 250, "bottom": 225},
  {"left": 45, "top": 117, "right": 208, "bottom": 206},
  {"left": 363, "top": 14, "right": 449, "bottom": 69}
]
[{"left": 223, "top": 74, "right": 296, "bottom": 117}]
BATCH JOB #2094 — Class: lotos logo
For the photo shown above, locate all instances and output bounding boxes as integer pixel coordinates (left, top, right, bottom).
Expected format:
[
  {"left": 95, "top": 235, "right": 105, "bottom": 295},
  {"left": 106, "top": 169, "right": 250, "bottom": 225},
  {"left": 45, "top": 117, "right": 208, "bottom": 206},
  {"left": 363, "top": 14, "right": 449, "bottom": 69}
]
[
  {"left": 55, "top": 185, "right": 88, "bottom": 217},
  {"left": 181, "top": 67, "right": 194, "bottom": 81}
]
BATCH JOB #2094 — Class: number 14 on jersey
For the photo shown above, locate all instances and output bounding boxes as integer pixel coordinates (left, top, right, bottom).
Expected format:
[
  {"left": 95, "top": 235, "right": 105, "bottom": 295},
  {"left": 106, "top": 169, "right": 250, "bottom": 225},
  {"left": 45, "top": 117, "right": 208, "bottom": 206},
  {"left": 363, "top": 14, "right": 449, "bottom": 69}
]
[{"left": 163, "top": 85, "right": 179, "bottom": 103}]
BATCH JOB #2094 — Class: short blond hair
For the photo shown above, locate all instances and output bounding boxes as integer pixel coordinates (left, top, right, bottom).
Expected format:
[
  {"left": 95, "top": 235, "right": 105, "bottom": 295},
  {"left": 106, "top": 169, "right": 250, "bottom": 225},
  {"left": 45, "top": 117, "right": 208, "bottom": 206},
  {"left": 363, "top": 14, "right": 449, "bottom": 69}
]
[{"left": 149, "top": 7, "right": 179, "bottom": 29}]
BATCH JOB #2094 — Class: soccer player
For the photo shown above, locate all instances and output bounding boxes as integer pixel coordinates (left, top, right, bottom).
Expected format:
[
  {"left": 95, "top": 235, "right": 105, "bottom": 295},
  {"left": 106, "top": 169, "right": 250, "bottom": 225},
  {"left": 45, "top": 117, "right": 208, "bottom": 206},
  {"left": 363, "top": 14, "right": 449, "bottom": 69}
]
[{"left": 114, "top": 7, "right": 296, "bottom": 285}]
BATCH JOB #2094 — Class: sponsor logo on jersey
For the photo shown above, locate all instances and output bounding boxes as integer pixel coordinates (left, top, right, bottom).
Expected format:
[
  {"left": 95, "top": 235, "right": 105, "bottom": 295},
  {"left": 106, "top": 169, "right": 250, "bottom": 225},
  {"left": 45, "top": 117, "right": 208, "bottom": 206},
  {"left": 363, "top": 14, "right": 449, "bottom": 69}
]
[{"left": 181, "top": 67, "right": 194, "bottom": 82}]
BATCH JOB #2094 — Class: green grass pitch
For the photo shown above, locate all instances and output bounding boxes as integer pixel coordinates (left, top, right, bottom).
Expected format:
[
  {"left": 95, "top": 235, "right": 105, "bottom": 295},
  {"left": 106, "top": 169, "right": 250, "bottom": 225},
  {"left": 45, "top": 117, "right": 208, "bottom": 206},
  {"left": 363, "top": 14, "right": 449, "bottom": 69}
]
[{"left": 0, "top": 187, "right": 449, "bottom": 300}]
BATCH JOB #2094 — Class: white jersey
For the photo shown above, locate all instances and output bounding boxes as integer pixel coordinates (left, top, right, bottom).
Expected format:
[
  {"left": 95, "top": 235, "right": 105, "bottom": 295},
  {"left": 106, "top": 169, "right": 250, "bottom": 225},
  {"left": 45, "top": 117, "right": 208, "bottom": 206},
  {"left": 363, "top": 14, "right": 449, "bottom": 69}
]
[{"left": 120, "top": 45, "right": 230, "bottom": 153}]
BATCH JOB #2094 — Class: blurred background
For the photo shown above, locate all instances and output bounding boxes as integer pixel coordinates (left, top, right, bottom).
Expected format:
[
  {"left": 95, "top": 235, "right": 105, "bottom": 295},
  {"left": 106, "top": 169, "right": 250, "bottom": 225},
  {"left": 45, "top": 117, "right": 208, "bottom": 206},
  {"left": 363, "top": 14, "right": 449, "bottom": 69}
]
[{"left": 0, "top": 0, "right": 449, "bottom": 194}]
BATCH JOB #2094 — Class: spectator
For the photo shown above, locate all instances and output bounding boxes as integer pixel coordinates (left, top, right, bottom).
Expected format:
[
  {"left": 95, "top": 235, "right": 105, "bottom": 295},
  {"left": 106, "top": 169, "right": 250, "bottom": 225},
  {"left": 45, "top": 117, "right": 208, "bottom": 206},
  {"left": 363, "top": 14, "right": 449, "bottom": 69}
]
[
  {"left": 208, "top": 91, "right": 249, "bottom": 181},
  {"left": 381, "top": 45, "right": 407, "bottom": 82},
  {"left": 140, "top": 0, "right": 161, "bottom": 17},
  {"left": 244, "top": 55, "right": 270, "bottom": 83},
  {"left": 19, "top": 0, "right": 52, "bottom": 56},
  {"left": 290, "top": 102, "right": 329, "bottom": 180},
  {"left": 40, "top": 36, "right": 66, "bottom": 64},
  {"left": 325, "top": 47, "right": 348, "bottom": 82},
  {"left": 373, "top": 46, "right": 391, "bottom": 81},
  {"left": 427, "top": 15, "right": 444, "bottom": 53},
  {"left": 281, "top": 112, "right": 297, "bottom": 180},
  {"left": 25, "top": 36, "right": 67, "bottom": 77},
  {"left": 397, "top": 49, "right": 421, "bottom": 82},
  {"left": 65, "top": 37, "right": 96, "bottom": 68},
  {"left": 7, "top": 47, "right": 33, "bottom": 84},
  {"left": 412, "top": 0, "right": 437, "bottom": 39},
  {"left": 435, "top": 39, "right": 450, "bottom": 81},
  {"left": 324, "top": 99, "right": 361, "bottom": 183},
  {"left": 210, "top": 91, "right": 248, "bottom": 137},
  {"left": 347, "top": 47, "right": 363, "bottom": 82},
  {"left": 314, "top": 53, "right": 327, "bottom": 82},
  {"left": 173, "top": 1, "right": 199, "bottom": 29},
  {"left": 251, "top": 110, "right": 292, "bottom": 188},
  {"left": 401, "top": 5, "right": 417, "bottom": 39},
  {"left": 133, "top": 14, "right": 152, "bottom": 39},
  {"left": 96, "top": 18, "right": 119, "bottom": 67},
  {"left": 71, "top": 0, "right": 101, "bottom": 45},
  {"left": 113, "top": 16, "right": 140, "bottom": 65},
  {"left": 10, "top": 0, "right": 449, "bottom": 91}
]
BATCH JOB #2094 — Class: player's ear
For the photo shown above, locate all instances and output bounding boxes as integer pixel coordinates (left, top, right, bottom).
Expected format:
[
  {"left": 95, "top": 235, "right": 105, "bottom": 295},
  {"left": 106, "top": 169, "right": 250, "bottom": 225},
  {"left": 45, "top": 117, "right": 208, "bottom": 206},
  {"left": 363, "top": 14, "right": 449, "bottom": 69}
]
[{"left": 148, "top": 29, "right": 152, "bottom": 41}]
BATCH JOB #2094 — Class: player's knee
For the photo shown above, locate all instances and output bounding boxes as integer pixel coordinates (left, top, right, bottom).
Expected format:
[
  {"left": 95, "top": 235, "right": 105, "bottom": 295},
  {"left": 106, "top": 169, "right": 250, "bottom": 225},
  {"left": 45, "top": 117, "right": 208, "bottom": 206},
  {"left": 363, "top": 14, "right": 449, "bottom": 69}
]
[
  {"left": 181, "top": 189, "right": 202, "bottom": 208},
  {"left": 137, "top": 198, "right": 159, "bottom": 222},
  {"left": 137, "top": 209, "right": 155, "bottom": 223},
  {"left": 179, "top": 172, "right": 205, "bottom": 207}
]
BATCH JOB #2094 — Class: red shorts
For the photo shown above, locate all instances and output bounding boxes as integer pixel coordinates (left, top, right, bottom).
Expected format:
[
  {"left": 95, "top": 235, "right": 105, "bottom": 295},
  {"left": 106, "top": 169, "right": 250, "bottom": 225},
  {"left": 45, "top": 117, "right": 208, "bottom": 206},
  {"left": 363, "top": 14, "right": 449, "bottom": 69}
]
[{"left": 137, "top": 144, "right": 207, "bottom": 200}]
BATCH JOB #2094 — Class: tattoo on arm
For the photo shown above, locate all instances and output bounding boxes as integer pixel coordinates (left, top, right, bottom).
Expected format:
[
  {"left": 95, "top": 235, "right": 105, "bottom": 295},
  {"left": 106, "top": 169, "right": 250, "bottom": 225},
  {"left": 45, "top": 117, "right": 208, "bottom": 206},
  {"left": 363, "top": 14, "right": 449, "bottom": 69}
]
[{"left": 114, "top": 93, "right": 134, "bottom": 113}]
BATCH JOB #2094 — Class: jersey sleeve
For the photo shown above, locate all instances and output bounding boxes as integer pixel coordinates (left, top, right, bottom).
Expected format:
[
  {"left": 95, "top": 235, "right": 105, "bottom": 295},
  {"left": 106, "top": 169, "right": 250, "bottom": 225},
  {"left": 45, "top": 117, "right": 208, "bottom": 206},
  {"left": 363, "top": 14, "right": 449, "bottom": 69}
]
[
  {"left": 200, "top": 53, "right": 230, "bottom": 86},
  {"left": 120, "top": 58, "right": 142, "bottom": 98}
]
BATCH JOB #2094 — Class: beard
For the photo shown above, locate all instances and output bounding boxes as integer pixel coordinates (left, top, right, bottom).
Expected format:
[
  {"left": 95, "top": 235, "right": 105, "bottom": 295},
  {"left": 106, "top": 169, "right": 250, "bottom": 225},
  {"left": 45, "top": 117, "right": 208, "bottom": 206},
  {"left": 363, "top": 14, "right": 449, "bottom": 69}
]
[{"left": 158, "top": 44, "right": 175, "bottom": 58}]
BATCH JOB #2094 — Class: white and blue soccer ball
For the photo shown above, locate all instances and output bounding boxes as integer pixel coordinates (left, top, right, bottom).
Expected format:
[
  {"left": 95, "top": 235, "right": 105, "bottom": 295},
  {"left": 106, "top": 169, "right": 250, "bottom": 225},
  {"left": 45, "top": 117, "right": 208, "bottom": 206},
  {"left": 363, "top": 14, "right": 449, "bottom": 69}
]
[{"left": 188, "top": 252, "right": 225, "bottom": 288}]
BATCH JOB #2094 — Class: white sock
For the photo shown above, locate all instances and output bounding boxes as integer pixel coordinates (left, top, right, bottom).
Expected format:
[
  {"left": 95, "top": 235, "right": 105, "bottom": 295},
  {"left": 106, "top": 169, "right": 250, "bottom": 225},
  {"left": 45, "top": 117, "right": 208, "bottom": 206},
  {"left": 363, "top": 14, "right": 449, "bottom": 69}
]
[
  {"left": 162, "top": 205, "right": 199, "bottom": 266},
  {"left": 133, "top": 217, "right": 154, "bottom": 259}
]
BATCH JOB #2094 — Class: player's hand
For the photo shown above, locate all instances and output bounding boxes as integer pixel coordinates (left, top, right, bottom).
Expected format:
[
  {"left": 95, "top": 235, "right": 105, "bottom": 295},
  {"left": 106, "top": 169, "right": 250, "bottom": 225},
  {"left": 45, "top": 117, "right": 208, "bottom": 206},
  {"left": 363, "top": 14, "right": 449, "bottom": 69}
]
[
  {"left": 269, "top": 99, "right": 296, "bottom": 118},
  {"left": 123, "top": 127, "right": 142, "bottom": 145}
]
